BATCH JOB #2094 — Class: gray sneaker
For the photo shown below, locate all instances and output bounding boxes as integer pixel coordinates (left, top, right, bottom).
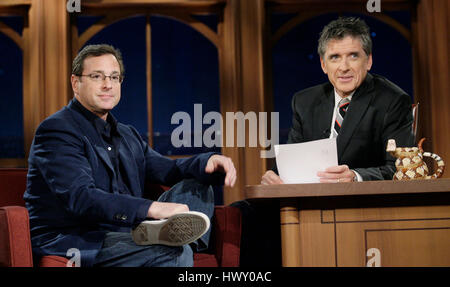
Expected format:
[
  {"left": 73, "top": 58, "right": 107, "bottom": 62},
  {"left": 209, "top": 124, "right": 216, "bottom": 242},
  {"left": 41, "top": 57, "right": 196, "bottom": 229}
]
[{"left": 131, "top": 211, "right": 210, "bottom": 246}]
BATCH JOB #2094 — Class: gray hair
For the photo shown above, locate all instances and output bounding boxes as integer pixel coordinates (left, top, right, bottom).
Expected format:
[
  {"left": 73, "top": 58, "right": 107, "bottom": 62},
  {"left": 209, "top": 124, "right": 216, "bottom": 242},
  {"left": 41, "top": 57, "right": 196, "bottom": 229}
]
[
  {"left": 72, "top": 44, "right": 125, "bottom": 77},
  {"left": 318, "top": 17, "right": 372, "bottom": 58}
]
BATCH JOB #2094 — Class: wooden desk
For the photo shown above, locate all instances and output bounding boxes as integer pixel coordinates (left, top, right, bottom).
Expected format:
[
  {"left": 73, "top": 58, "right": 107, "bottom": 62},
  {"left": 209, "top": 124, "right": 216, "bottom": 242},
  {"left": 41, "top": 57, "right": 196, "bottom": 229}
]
[{"left": 245, "top": 179, "right": 450, "bottom": 267}]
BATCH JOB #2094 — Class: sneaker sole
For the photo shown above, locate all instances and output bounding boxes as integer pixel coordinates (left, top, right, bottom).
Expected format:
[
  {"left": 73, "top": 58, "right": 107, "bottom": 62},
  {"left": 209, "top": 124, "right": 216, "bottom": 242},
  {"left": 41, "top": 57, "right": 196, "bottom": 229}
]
[{"left": 131, "top": 211, "right": 210, "bottom": 246}]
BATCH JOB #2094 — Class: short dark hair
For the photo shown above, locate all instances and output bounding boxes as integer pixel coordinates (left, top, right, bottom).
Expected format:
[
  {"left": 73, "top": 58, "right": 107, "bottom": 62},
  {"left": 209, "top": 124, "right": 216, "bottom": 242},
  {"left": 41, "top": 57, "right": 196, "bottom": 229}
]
[
  {"left": 72, "top": 44, "right": 125, "bottom": 77},
  {"left": 318, "top": 17, "right": 372, "bottom": 58}
]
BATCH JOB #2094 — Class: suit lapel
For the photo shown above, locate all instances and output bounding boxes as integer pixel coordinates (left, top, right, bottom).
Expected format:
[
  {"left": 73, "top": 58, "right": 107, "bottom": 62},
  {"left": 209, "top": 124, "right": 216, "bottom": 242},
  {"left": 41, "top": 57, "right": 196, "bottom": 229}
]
[
  {"left": 67, "top": 102, "right": 115, "bottom": 174},
  {"left": 337, "top": 74, "right": 375, "bottom": 159},
  {"left": 117, "top": 136, "right": 141, "bottom": 196},
  {"left": 313, "top": 84, "right": 334, "bottom": 139},
  {"left": 93, "top": 145, "right": 115, "bottom": 175}
]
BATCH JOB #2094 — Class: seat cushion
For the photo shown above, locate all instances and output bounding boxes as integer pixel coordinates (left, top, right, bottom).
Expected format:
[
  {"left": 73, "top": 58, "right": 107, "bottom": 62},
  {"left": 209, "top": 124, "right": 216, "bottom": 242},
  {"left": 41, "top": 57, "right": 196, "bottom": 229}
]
[
  {"left": 193, "top": 253, "right": 218, "bottom": 267},
  {"left": 39, "top": 255, "right": 71, "bottom": 267}
]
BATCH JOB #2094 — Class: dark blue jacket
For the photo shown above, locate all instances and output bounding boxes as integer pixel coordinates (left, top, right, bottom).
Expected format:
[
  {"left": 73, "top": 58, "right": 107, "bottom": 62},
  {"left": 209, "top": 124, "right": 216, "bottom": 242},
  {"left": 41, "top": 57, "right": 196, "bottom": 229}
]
[{"left": 24, "top": 99, "right": 218, "bottom": 266}]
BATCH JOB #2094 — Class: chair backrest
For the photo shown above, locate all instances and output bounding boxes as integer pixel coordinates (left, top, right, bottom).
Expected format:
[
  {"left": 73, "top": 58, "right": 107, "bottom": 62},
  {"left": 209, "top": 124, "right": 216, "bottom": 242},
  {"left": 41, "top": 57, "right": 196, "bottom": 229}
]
[
  {"left": 0, "top": 168, "right": 28, "bottom": 207},
  {"left": 0, "top": 168, "right": 171, "bottom": 205},
  {"left": 412, "top": 103, "right": 419, "bottom": 141}
]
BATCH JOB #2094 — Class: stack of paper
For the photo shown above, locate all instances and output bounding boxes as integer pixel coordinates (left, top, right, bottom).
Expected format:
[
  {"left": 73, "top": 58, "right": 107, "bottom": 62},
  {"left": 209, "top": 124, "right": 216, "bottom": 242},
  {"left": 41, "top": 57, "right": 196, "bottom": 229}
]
[{"left": 274, "top": 138, "right": 338, "bottom": 184}]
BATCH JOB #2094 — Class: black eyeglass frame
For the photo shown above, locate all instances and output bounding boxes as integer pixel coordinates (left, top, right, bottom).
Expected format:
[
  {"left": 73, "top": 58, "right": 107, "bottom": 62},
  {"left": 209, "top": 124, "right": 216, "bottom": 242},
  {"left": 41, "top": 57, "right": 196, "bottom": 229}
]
[{"left": 75, "top": 73, "right": 124, "bottom": 84}]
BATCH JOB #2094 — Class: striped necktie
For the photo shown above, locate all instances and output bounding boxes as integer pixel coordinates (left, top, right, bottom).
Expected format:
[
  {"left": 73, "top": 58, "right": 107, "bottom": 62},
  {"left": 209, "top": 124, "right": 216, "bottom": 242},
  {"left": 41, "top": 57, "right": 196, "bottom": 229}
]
[{"left": 332, "top": 97, "right": 350, "bottom": 138}]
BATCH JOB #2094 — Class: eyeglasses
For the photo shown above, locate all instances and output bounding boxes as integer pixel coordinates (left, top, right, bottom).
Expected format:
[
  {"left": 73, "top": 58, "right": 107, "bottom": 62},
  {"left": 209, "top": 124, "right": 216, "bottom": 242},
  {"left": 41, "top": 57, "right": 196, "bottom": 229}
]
[{"left": 76, "top": 72, "right": 124, "bottom": 84}]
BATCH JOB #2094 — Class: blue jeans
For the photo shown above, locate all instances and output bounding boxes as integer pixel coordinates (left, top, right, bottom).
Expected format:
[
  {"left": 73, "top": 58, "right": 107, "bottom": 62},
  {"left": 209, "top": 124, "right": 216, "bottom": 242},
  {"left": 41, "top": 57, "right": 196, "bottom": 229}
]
[{"left": 93, "top": 179, "right": 214, "bottom": 267}]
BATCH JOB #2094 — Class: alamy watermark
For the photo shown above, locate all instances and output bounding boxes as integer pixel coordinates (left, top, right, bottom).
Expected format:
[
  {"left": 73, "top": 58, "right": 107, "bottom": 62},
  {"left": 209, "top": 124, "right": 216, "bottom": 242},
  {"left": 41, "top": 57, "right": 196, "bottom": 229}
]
[
  {"left": 171, "top": 104, "right": 279, "bottom": 159},
  {"left": 67, "top": 0, "right": 81, "bottom": 13},
  {"left": 366, "top": 248, "right": 381, "bottom": 267},
  {"left": 66, "top": 248, "right": 81, "bottom": 267},
  {"left": 366, "top": 0, "right": 381, "bottom": 12}
]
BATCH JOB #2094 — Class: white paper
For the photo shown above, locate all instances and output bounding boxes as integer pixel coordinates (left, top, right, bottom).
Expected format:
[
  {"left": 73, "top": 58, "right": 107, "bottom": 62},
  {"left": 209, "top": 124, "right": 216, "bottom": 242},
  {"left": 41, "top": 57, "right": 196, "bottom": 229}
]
[{"left": 274, "top": 138, "right": 338, "bottom": 184}]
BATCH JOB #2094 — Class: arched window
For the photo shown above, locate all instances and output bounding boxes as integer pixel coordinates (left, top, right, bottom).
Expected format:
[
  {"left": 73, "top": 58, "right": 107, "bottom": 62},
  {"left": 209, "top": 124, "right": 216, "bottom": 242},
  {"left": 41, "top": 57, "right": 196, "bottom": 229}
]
[{"left": 0, "top": 16, "right": 24, "bottom": 160}]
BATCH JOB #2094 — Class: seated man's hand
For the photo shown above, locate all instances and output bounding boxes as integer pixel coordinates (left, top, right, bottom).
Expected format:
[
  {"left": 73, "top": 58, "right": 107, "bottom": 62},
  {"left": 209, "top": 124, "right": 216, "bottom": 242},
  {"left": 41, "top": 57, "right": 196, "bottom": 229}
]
[
  {"left": 317, "top": 165, "right": 356, "bottom": 183},
  {"left": 261, "top": 170, "right": 284, "bottom": 185},
  {"left": 147, "top": 202, "right": 189, "bottom": 219},
  {"left": 205, "top": 154, "right": 237, "bottom": 187}
]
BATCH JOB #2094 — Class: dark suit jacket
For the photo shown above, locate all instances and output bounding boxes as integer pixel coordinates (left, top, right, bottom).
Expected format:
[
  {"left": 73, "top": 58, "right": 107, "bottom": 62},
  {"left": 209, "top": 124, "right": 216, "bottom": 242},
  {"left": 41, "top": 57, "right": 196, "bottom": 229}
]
[
  {"left": 278, "top": 73, "right": 414, "bottom": 180},
  {"left": 24, "top": 100, "right": 221, "bottom": 266}
]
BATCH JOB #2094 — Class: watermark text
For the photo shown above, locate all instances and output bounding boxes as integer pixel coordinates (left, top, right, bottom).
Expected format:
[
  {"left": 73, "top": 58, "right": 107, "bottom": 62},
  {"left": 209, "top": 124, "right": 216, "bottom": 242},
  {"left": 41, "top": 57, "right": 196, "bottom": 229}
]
[
  {"left": 67, "top": 0, "right": 81, "bottom": 13},
  {"left": 171, "top": 104, "right": 279, "bottom": 158}
]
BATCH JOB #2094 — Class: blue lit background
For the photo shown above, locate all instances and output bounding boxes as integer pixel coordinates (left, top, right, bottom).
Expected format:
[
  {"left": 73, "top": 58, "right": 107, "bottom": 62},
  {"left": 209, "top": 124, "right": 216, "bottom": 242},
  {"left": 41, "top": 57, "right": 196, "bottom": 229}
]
[{"left": 0, "top": 12, "right": 413, "bottom": 159}]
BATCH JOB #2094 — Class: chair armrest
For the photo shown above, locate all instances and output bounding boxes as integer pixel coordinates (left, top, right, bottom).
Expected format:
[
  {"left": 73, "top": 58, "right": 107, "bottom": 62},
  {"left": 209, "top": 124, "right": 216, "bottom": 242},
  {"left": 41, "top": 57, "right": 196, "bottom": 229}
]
[
  {"left": 0, "top": 206, "right": 33, "bottom": 267},
  {"left": 39, "top": 255, "right": 71, "bottom": 267},
  {"left": 212, "top": 205, "right": 242, "bottom": 267}
]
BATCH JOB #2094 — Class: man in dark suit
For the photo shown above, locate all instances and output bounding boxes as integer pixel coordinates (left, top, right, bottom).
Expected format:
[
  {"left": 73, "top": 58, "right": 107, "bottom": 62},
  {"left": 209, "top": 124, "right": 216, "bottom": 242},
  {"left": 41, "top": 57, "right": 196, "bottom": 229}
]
[
  {"left": 262, "top": 17, "right": 414, "bottom": 184},
  {"left": 235, "top": 17, "right": 414, "bottom": 266},
  {"left": 24, "top": 44, "right": 236, "bottom": 267}
]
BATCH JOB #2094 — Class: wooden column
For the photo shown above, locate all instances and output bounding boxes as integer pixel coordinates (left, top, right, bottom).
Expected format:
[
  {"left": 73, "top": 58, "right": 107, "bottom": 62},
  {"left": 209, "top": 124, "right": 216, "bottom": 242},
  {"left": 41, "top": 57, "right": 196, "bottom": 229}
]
[
  {"left": 239, "top": 0, "right": 268, "bottom": 188},
  {"left": 219, "top": 0, "right": 244, "bottom": 204},
  {"left": 412, "top": 0, "right": 450, "bottom": 177},
  {"left": 219, "top": 0, "right": 270, "bottom": 204},
  {"left": 41, "top": 0, "right": 71, "bottom": 117},
  {"left": 22, "top": 0, "right": 71, "bottom": 160},
  {"left": 146, "top": 15, "right": 153, "bottom": 148},
  {"left": 23, "top": 0, "right": 45, "bottom": 158}
]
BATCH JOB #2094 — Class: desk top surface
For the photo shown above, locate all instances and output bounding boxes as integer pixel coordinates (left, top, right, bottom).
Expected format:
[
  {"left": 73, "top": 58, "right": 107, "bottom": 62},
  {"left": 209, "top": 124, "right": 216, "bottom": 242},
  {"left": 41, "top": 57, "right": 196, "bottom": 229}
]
[{"left": 245, "top": 178, "right": 450, "bottom": 199}]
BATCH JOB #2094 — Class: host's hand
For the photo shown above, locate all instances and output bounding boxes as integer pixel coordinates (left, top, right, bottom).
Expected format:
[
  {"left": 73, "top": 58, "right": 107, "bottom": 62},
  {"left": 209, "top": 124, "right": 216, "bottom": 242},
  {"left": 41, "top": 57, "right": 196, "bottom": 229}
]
[
  {"left": 317, "top": 165, "right": 356, "bottom": 183},
  {"left": 261, "top": 170, "right": 284, "bottom": 185},
  {"left": 147, "top": 202, "right": 189, "bottom": 219},
  {"left": 205, "top": 155, "right": 237, "bottom": 187}
]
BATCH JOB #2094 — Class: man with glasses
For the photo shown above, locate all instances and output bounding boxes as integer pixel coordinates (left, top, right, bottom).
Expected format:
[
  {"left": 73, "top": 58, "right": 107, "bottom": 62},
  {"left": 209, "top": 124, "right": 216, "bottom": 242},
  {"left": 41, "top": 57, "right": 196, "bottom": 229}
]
[{"left": 24, "top": 44, "right": 237, "bottom": 267}]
